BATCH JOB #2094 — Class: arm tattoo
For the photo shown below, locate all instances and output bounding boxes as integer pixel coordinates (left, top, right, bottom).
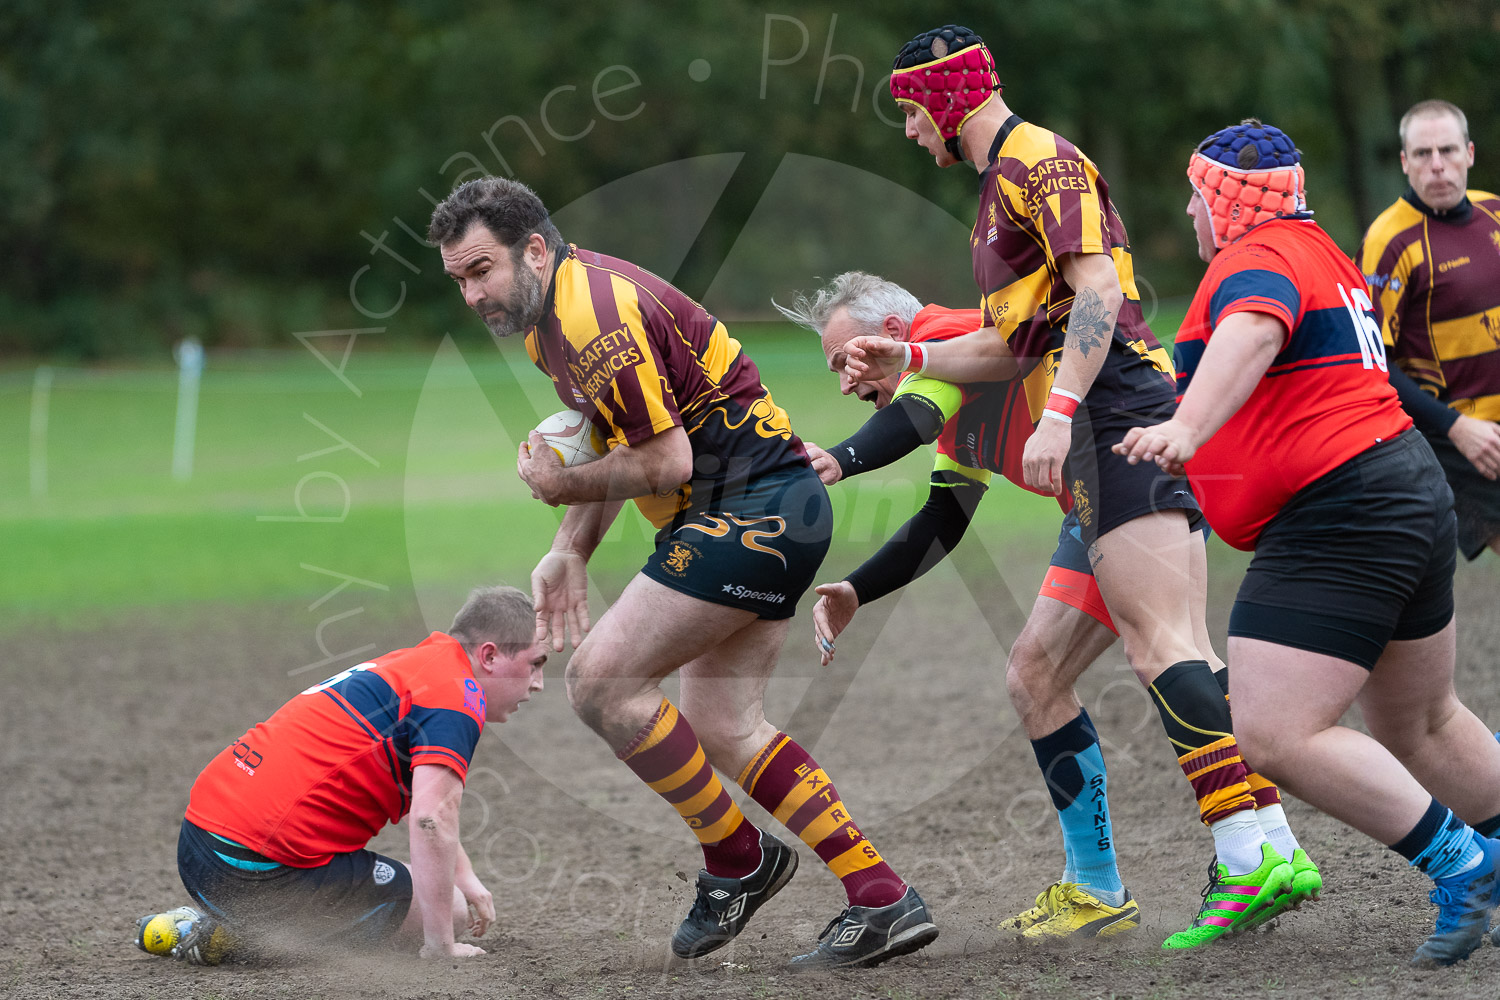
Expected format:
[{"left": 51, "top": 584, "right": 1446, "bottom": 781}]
[{"left": 1066, "top": 287, "right": 1112, "bottom": 358}]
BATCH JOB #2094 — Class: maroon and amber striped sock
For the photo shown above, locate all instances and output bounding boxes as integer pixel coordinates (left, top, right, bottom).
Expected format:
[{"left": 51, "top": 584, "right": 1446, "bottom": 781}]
[
  {"left": 738, "top": 732, "right": 905, "bottom": 908},
  {"left": 618, "top": 699, "right": 762, "bottom": 878},
  {"left": 1213, "top": 668, "right": 1284, "bottom": 809}
]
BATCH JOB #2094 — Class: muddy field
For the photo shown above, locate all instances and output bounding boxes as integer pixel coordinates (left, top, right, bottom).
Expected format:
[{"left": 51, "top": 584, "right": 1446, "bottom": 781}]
[{"left": 5, "top": 558, "right": 1500, "bottom": 1000}]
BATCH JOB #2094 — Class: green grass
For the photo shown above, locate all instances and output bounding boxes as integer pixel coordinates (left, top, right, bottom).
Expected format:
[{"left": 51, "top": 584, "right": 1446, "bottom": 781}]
[{"left": 4, "top": 322, "right": 1094, "bottom": 630}]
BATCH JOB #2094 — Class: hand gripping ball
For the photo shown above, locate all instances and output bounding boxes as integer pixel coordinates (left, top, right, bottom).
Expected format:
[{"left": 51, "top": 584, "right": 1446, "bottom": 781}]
[{"left": 533, "top": 409, "right": 609, "bottom": 467}]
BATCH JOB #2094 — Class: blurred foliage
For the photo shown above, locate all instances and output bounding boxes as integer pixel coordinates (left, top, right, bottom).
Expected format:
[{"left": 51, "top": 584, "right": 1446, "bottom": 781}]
[{"left": 2, "top": 0, "right": 1497, "bottom": 356}]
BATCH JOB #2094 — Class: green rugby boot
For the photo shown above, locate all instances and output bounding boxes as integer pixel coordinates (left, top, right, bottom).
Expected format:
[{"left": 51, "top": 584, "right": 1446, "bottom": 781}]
[{"left": 1162, "top": 844, "right": 1291, "bottom": 950}]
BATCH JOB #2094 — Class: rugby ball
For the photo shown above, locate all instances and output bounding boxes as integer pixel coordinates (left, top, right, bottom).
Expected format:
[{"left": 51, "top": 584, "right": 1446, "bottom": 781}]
[{"left": 534, "top": 409, "right": 609, "bottom": 467}]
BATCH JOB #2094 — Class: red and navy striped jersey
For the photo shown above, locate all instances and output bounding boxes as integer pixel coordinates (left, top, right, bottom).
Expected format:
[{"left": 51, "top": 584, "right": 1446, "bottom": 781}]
[
  {"left": 1176, "top": 218, "right": 1412, "bottom": 549},
  {"left": 973, "top": 118, "right": 1175, "bottom": 416},
  {"left": 186, "top": 633, "right": 486, "bottom": 867},
  {"left": 525, "top": 246, "right": 808, "bottom": 527}
]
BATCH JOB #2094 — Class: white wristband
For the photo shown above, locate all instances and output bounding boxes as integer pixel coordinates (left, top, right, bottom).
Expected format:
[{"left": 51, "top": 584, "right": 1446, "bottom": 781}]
[
  {"left": 1049, "top": 387, "right": 1083, "bottom": 404},
  {"left": 1041, "top": 409, "right": 1073, "bottom": 424},
  {"left": 901, "top": 341, "right": 913, "bottom": 371}
]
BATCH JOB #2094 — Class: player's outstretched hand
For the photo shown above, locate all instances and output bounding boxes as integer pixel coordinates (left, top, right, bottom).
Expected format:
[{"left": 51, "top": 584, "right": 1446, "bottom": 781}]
[
  {"left": 843, "top": 336, "right": 906, "bottom": 384},
  {"left": 517, "top": 432, "right": 566, "bottom": 506},
  {"left": 457, "top": 873, "right": 495, "bottom": 938},
  {"left": 804, "top": 443, "right": 842, "bottom": 485},
  {"left": 1449, "top": 414, "right": 1500, "bottom": 481},
  {"left": 812, "top": 581, "right": 859, "bottom": 667},
  {"left": 1114, "top": 419, "right": 1194, "bottom": 477},
  {"left": 532, "top": 549, "right": 590, "bottom": 651},
  {"left": 421, "top": 941, "right": 486, "bottom": 959}
]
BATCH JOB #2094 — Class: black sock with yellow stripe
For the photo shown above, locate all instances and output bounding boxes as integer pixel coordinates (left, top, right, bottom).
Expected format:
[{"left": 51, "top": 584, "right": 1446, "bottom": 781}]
[{"left": 1148, "top": 660, "right": 1258, "bottom": 825}]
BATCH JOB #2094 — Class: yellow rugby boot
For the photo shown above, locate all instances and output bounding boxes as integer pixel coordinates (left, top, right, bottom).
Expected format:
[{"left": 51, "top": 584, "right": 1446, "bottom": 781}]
[
  {"left": 1022, "top": 884, "right": 1140, "bottom": 939},
  {"left": 1002, "top": 881, "right": 1069, "bottom": 933}
]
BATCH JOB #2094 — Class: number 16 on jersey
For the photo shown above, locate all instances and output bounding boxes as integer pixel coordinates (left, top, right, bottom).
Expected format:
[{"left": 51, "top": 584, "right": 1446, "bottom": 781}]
[{"left": 1338, "top": 283, "right": 1388, "bottom": 373}]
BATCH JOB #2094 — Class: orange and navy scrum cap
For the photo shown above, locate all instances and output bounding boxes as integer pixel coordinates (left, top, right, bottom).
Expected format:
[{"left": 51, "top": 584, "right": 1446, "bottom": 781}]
[
  {"left": 891, "top": 25, "right": 1001, "bottom": 162},
  {"left": 1188, "top": 120, "right": 1307, "bottom": 250}
]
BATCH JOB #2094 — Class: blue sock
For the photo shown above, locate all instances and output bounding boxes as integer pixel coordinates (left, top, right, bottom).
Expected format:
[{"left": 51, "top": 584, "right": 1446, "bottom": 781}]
[
  {"left": 1392, "top": 799, "right": 1483, "bottom": 882},
  {"left": 1030, "top": 709, "right": 1125, "bottom": 902}
]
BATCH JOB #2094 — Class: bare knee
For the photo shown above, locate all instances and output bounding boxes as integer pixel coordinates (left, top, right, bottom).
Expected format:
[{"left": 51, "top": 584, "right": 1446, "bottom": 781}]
[
  {"left": 1233, "top": 712, "right": 1294, "bottom": 783},
  {"left": 1004, "top": 633, "right": 1042, "bottom": 712},
  {"left": 1365, "top": 694, "right": 1458, "bottom": 759},
  {"left": 1006, "top": 630, "right": 1071, "bottom": 717},
  {"left": 564, "top": 650, "right": 611, "bottom": 738}
]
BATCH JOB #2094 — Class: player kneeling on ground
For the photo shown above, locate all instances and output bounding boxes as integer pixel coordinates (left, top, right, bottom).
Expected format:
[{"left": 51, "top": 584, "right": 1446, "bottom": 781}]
[{"left": 135, "top": 586, "right": 546, "bottom": 964}]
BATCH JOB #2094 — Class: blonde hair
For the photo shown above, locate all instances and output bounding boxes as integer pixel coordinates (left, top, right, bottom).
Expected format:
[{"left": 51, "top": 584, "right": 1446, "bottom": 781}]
[
  {"left": 449, "top": 585, "right": 534, "bottom": 655},
  {"left": 1399, "top": 100, "right": 1469, "bottom": 149}
]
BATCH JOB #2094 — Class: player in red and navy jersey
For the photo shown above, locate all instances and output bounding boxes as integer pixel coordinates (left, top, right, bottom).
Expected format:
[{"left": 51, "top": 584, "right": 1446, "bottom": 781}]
[
  {"left": 428, "top": 178, "right": 937, "bottom": 970},
  {"left": 1358, "top": 99, "right": 1500, "bottom": 560},
  {"left": 135, "top": 586, "right": 547, "bottom": 964},
  {"left": 781, "top": 271, "right": 1314, "bottom": 941},
  {"left": 1119, "top": 119, "right": 1500, "bottom": 967},
  {"left": 842, "top": 25, "right": 1300, "bottom": 946}
]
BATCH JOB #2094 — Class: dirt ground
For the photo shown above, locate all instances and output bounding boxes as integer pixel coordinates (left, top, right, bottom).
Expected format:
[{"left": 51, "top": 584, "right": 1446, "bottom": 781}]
[{"left": 5, "top": 558, "right": 1500, "bottom": 1000}]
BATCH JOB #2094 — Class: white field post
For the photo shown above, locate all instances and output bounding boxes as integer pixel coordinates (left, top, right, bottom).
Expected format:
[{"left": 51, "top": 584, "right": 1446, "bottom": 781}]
[
  {"left": 29, "top": 365, "right": 53, "bottom": 499},
  {"left": 172, "top": 337, "right": 205, "bottom": 482}
]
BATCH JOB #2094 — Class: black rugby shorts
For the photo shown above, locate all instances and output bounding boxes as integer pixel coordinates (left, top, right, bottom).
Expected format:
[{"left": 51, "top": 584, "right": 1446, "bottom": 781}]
[
  {"left": 1228, "top": 429, "right": 1456, "bottom": 670},
  {"left": 642, "top": 466, "right": 832, "bottom": 620}
]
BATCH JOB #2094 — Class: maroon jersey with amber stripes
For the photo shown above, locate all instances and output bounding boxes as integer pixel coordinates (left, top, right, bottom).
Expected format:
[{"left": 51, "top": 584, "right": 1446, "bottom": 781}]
[
  {"left": 1358, "top": 189, "right": 1500, "bottom": 422},
  {"left": 525, "top": 246, "right": 808, "bottom": 527},
  {"left": 973, "top": 117, "right": 1175, "bottom": 418},
  {"left": 1177, "top": 219, "right": 1412, "bottom": 549}
]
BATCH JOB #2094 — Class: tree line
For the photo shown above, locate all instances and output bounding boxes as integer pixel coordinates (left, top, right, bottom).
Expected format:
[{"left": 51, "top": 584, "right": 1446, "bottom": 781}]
[{"left": 2, "top": 0, "right": 1495, "bottom": 356}]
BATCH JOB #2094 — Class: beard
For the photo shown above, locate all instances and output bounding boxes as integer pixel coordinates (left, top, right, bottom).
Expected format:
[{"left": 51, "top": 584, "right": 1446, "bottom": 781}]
[{"left": 478, "top": 260, "right": 546, "bottom": 338}]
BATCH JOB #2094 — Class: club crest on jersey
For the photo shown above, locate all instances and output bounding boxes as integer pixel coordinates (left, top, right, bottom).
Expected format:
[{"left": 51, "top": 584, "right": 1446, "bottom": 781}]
[
  {"left": 463, "top": 677, "right": 486, "bottom": 716},
  {"left": 987, "top": 202, "right": 999, "bottom": 244}
]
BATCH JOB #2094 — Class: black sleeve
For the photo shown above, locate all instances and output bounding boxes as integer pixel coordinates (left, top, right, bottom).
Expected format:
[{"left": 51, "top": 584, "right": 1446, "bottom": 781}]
[
  {"left": 1387, "top": 363, "right": 1460, "bottom": 436},
  {"left": 845, "top": 474, "right": 987, "bottom": 605},
  {"left": 830, "top": 392, "right": 947, "bottom": 479}
]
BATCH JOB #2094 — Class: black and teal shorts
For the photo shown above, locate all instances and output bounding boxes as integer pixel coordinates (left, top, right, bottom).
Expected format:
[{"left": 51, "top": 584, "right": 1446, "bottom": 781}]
[{"left": 177, "top": 818, "right": 412, "bottom": 948}]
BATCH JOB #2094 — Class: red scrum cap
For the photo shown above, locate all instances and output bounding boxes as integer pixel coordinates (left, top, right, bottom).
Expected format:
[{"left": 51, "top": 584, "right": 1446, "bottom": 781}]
[
  {"left": 1188, "top": 120, "right": 1307, "bottom": 249},
  {"left": 891, "top": 26, "right": 1001, "bottom": 162}
]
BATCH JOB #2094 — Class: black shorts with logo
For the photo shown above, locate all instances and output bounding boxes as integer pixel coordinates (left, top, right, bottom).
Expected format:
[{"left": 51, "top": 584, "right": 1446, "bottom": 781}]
[
  {"left": 1228, "top": 429, "right": 1457, "bottom": 670},
  {"left": 642, "top": 466, "right": 832, "bottom": 620},
  {"left": 1425, "top": 427, "right": 1500, "bottom": 560},
  {"left": 1065, "top": 392, "right": 1202, "bottom": 548},
  {"left": 178, "top": 818, "right": 412, "bottom": 948}
]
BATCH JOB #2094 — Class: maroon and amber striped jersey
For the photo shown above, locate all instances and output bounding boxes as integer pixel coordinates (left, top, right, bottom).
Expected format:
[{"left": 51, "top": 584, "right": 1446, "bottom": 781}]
[
  {"left": 525, "top": 246, "right": 808, "bottom": 527},
  {"left": 973, "top": 117, "right": 1174, "bottom": 418},
  {"left": 1177, "top": 219, "right": 1412, "bottom": 550},
  {"left": 1357, "top": 189, "right": 1500, "bottom": 422}
]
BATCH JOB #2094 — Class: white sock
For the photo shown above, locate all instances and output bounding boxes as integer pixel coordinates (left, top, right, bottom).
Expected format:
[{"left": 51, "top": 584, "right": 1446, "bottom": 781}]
[
  {"left": 1254, "top": 803, "right": 1301, "bottom": 859},
  {"left": 1210, "top": 810, "right": 1269, "bottom": 875}
]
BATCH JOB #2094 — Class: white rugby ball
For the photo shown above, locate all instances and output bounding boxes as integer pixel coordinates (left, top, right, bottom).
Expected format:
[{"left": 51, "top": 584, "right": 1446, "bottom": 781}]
[{"left": 533, "top": 409, "right": 609, "bottom": 467}]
